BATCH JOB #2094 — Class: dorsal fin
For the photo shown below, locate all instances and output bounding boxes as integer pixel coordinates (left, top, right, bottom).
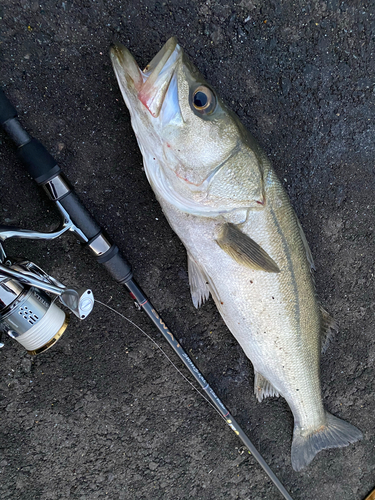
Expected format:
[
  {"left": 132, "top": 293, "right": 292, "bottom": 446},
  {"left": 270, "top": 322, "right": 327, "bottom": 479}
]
[
  {"left": 293, "top": 212, "right": 337, "bottom": 353},
  {"left": 295, "top": 214, "right": 315, "bottom": 271},
  {"left": 320, "top": 306, "right": 338, "bottom": 354}
]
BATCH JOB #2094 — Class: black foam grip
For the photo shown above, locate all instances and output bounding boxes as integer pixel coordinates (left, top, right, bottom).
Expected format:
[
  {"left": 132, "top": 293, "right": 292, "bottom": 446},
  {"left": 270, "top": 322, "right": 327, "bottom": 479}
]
[
  {"left": 58, "top": 191, "right": 101, "bottom": 240},
  {"left": 0, "top": 89, "right": 18, "bottom": 124},
  {"left": 97, "top": 245, "right": 133, "bottom": 283},
  {"left": 18, "top": 138, "right": 60, "bottom": 182}
]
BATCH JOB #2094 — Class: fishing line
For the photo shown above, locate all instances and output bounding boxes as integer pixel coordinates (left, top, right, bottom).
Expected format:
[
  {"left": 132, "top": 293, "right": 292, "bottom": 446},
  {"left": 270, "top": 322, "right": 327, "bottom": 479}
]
[{"left": 96, "top": 299, "right": 229, "bottom": 424}]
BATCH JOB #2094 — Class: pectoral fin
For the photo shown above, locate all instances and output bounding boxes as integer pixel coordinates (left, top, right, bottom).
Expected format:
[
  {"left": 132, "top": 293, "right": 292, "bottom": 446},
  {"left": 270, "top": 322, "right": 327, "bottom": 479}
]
[{"left": 216, "top": 223, "right": 280, "bottom": 273}]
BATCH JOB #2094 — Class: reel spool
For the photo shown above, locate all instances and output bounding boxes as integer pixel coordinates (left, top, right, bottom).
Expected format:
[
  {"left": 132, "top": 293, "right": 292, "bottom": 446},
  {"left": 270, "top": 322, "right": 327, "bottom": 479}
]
[{"left": 0, "top": 274, "right": 69, "bottom": 355}]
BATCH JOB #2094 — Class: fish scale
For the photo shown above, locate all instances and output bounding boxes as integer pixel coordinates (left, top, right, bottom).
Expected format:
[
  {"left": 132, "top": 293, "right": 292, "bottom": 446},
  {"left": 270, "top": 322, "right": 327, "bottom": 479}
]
[{"left": 110, "top": 36, "right": 362, "bottom": 471}]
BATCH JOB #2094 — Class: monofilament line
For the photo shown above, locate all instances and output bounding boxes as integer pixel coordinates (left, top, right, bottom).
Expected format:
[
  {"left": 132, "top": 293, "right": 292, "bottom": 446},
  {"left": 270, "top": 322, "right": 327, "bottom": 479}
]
[{"left": 96, "top": 299, "right": 228, "bottom": 423}]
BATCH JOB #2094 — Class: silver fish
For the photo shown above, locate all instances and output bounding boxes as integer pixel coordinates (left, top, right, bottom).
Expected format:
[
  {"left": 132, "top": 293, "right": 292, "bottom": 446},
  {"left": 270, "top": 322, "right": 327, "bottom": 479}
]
[{"left": 110, "top": 37, "right": 362, "bottom": 471}]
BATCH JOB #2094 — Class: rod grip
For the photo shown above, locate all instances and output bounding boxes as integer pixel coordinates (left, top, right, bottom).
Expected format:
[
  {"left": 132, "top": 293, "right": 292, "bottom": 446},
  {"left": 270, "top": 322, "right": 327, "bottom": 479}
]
[
  {"left": 0, "top": 88, "right": 18, "bottom": 124},
  {"left": 0, "top": 88, "right": 133, "bottom": 284},
  {"left": 18, "top": 138, "right": 61, "bottom": 183},
  {"left": 0, "top": 88, "right": 61, "bottom": 182},
  {"left": 97, "top": 245, "right": 133, "bottom": 284}
]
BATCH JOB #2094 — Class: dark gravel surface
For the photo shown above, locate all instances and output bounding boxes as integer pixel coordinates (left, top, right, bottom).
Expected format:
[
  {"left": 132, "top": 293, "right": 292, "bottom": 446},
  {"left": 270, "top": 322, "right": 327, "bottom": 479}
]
[{"left": 1, "top": 1, "right": 375, "bottom": 499}]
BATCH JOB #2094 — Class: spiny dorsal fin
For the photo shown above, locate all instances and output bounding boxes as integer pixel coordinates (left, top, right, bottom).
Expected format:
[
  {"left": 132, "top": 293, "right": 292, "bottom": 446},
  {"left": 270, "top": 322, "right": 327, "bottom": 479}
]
[
  {"left": 187, "top": 254, "right": 210, "bottom": 309},
  {"left": 254, "top": 371, "right": 280, "bottom": 402},
  {"left": 216, "top": 223, "right": 280, "bottom": 273},
  {"left": 320, "top": 305, "right": 338, "bottom": 354}
]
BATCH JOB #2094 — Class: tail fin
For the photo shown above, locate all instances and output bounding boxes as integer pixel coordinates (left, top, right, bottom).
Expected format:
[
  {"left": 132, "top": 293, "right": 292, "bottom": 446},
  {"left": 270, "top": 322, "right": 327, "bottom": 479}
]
[{"left": 291, "top": 412, "right": 362, "bottom": 471}]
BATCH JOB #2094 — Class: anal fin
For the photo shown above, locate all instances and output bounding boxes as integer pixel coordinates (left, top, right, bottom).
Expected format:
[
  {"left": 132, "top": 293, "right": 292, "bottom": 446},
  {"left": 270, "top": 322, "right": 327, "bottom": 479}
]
[
  {"left": 187, "top": 254, "right": 210, "bottom": 308},
  {"left": 254, "top": 371, "right": 280, "bottom": 402}
]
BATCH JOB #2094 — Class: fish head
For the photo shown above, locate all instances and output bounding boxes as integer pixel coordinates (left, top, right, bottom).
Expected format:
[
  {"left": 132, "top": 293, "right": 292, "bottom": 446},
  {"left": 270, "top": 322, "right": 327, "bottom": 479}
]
[{"left": 110, "top": 37, "right": 266, "bottom": 216}]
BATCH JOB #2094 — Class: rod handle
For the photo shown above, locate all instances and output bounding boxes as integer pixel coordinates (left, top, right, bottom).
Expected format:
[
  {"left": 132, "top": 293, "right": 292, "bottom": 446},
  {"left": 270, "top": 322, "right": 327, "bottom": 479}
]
[
  {"left": 0, "top": 88, "right": 18, "bottom": 124},
  {"left": 0, "top": 88, "right": 61, "bottom": 182},
  {"left": 0, "top": 88, "right": 133, "bottom": 283},
  {"left": 18, "top": 139, "right": 61, "bottom": 183},
  {"left": 97, "top": 245, "right": 133, "bottom": 284}
]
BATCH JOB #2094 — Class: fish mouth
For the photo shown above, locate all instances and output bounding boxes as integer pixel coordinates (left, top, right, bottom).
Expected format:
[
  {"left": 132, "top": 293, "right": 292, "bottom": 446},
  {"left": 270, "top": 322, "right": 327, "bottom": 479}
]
[{"left": 110, "top": 37, "right": 182, "bottom": 118}]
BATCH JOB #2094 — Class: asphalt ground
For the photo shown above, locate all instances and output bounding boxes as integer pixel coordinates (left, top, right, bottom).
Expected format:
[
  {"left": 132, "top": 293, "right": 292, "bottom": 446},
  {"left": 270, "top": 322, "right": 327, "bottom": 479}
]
[{"left": 1, "top": 1, "right": 375, "bottom": 499}]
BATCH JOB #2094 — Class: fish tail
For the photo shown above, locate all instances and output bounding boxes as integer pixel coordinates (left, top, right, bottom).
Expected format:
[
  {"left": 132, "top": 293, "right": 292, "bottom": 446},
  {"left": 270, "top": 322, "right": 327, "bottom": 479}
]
[{"left": 291, "top": 412, "right": 363, "bottom": 471}]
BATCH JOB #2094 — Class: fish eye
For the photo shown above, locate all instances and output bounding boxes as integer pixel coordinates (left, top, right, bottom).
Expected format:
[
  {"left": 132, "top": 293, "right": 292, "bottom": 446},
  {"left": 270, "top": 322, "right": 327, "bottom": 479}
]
[{"left": 192, "top": 86, "right": 216, "bottom": 115}]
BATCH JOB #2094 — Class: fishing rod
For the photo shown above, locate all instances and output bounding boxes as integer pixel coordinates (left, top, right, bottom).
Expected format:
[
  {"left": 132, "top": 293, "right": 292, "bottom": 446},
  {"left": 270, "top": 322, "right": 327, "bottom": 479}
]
[{"left": 0, "top": 87, "right": 293, "bottom": 500}]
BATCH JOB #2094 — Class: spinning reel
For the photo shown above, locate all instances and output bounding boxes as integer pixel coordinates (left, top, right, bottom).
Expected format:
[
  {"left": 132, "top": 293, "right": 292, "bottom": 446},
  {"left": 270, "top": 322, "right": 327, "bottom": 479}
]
[{"left": 0, "top": 214, "right": 94, "bottom": 355}]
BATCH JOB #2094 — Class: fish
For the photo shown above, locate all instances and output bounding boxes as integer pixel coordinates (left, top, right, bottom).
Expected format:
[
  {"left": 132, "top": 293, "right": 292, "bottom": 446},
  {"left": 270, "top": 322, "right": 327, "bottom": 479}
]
[{"left": 110, "top": 37, "right": 362, "bottom": 471}]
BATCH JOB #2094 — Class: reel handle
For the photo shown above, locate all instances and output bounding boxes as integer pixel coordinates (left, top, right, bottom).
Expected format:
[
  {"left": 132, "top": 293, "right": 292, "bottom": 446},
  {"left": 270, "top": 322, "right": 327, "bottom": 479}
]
[{"left": 0, "top": 88, "right": 133, "bottom": 285}]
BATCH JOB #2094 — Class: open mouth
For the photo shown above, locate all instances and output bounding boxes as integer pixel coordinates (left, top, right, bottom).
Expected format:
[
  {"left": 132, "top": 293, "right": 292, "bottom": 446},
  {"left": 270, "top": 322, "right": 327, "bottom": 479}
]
[{"left": 110, "top": 37, "right": 182, "bottom": 118}]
